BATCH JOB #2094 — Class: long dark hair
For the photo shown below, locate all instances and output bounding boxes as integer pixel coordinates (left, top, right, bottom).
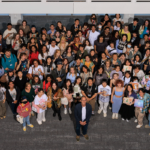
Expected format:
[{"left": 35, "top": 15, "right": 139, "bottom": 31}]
[
  {"left": 30, "top": 45, "right": 37, "bottom": 54},
  {"left": 40, "top": 45, "right": 49, "bottom": 58},
  {"left": 97, "top": 66, "right": 104, "bottom": 75},
  {"left": 124, "top": 84, "right": 134, "bottom": 97},
  {"left": 45, "top": 56, "right": 53, "bottom": 67},
  {"left": 45, "top": 74, "right": 53, "bottom": 84},
  {"left": 63, "top": 79, "right": 73, "bottom": 93},
  {"left": 32, "top": 75, "right": 41, "bottom": 85},
  {"left": 51, "top": 81, "right": 59, "bottom": 94}
]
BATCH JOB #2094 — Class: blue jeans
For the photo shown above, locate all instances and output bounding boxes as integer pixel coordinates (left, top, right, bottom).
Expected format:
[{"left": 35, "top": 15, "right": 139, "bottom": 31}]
[
  {"left": 23, "top": 116, "right": 30, "bottom": 127},
  {"left": 76, "top": 122, "right": 89, "bottom": 136}
]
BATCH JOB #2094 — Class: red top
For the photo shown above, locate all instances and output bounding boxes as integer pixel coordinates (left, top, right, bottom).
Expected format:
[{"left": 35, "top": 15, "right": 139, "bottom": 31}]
[
  {"left": 43, "top": 81, "right": 51, "bottom": 92},
  {"left": 28, "top": 51, "right": 39, "bottom": 64},
  {"left": 17, "top": 102, "right": 31, "bottom": 118}
]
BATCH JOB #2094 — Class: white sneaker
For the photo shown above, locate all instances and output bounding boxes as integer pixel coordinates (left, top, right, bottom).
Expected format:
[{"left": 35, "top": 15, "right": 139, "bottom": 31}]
[
  {"left": 42, "top": 118, "right": 46, "bottom": 122},
  {"left": 64, "top": 109, "right": 67, "bottom": 115},
  {"left": 136, "top": 125, "right": 142, "bottom": 128},
  {"left": 122, "top": 118, "right": 125, "bottom": 121},
  {"left": 115, "top": 113, "right": 118, "bottom": 119},
  {"left": 37, "top": 120, "right": 42, "bottom": 125},
  {"left": 126, "top": 119, "right": 129, "bottom": 122},
  {"left": 98, "top": 109, "right": 102, "bottom": 114},
  {"left": 134, "top": 119, "right": 138, "bottom": 123},
  {"left": 69, "top": 109, "right": 72, "bottom": 114},
  {"left": 103, "top": 113, "right": 107, "bottom": 117},
  {"left": 112, "top": 113, "right": 115, "bottom": 119}
]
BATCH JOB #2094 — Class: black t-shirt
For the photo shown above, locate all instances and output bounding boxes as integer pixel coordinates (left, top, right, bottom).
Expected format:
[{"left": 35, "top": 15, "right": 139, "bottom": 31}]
[
  {"left": 94, "top": 40, "right": 107, "bottom": 55},
  {"left": 82, "top": 84, "right": 98, "bottom": 98}
]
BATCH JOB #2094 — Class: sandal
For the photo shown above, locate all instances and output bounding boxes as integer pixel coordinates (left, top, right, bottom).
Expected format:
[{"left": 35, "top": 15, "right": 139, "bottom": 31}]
[{"left": 3, "top": 116, "right": 6, "bottom": 119}]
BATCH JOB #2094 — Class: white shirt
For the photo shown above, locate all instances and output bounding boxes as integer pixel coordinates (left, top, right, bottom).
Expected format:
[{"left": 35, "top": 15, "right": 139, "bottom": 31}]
[
  {"left": 88, "top": 30, "right": 100, "bottom": 47},
  {"left": 28, "top": 65, "right": 44, "bottom": 80},
  {"left": 34, "top": 94, "right": 48, "bottom": 113},
  {"left": 3, "top": 28, "right": 17, "bottom": 45},
  {"left": 82, "top": 106, "right": 86, "bottom": 121},
  {"left": 106, "top": 45, "right": 117, "bottom": 57},
  {"left": 38, "top": 52, "right": 50, "bottom": 60},
  {"left": 47, "top": 44, "right": 59, "bottom": 56},
  {"left": 9, "top": 89, "right": 16, "bottom": 101},
  {"left": 0, "top": 87, "right": 6, "bottom": 101},
  {"left": 85, "top": 45, "right": 94, "bottom": 53}
]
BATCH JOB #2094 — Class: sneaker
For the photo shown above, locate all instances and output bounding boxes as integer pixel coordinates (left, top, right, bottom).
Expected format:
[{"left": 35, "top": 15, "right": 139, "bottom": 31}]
[
  {"left": 28, "top": 124, "right": 34, "bottom": 128},
  {"left": 83, "top": 134, "right": 89, "bottom": 140},
  {"left": 42, "top": 118, "right": 46, "bottom": 122},
  {"left": 69, "top": 109, "right": 72, "bottom": 114},
  {"left": 126, "top": 119, "right": 129, "bottom": 122},
  {"left": 76, "top": 135, "right": 80, "bottom": 141},
  {"left": 112, "top": 113, "right": 115, "bottom": 119},
  {"left": 92, "top": 111, "right": 95, "bottom": 116},
  {"left": 23, "top": 126, "right": 26, "bottom": 131},
  {"left": 115, "top": 113, "right": 118, "bottom": 119},
  {"left": 97, "top": 109, "right": 102, "bottom": 114},
  {"left": 145, "top": 124, "right": 150, "bottom": 128},
  {"left": 136, "top": 125, "right": 142, "bottom": 128},
  {"left": 103, "top": 113, "right": 107, "bottom": 117},
  {"left": 64, "top": 109, "right": 67, "bottom": 115},
  {"left": 134, "top": 119, "right": 138, "bottom": 123},
  {"left": 37, "top": 120, "right": 42, "bottom": 125},
  {"left": 122, "top": 118, "right": 125, "bottom": 121}
]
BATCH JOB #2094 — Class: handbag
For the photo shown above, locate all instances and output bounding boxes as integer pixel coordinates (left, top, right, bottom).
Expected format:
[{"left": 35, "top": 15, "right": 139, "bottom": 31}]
[
  {"left": 16, "top": 105, "right": 24, "bottom": 124},
  {"left": 61, "top": 97, "right": 68, "bottom": 105}
]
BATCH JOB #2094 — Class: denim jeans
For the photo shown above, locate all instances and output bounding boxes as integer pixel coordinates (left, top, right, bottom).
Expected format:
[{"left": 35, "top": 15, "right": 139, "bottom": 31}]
[
  {"left": 23, "top": 116, "right": 30, "bottom": 127},
  {"left": 76, "top": 122, "right": 89, "bottom": 136}
]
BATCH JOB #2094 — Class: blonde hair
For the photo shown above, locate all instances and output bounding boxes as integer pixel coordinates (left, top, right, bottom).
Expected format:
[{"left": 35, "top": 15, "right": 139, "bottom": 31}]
[
  {"left": 60, "top": 36, "right": 66, "bottom": 46},
  {"left": 69, "top": 67, "right": 77, "bottom": 77},
  {"left": 25, "top": 82, "right": 31, "bottom": 89}
]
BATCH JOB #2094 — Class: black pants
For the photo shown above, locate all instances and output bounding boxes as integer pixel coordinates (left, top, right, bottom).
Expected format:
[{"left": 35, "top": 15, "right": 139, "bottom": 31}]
[{"left": 52, "top": 101, "right": 61, "bottom": 117}]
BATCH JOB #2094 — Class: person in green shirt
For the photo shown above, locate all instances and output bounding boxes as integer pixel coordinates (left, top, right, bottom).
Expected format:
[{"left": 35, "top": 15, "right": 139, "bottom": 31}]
[
  {"left": 22, "top": 82, "right": 35, "bottom": 116},
  {"left": 77, "top": 44, "right": 88, "bottom": 59}
]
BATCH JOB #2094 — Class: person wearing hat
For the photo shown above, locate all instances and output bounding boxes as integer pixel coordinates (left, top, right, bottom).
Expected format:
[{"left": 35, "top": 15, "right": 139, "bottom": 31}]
[
  {"left": 3, "top": 23, "right": 17, "bottom": 49},
  {"left": 51, "top": 61, "right": 66, "bottom": 88},
  {"left": 17, "top": 96, "right": 34, "bottom": 131}
]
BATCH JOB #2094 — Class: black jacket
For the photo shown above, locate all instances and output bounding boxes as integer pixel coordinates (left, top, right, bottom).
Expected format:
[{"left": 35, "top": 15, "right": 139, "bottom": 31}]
[
  {"left": 128, "top": 23, "right": 140, "bottom": 34},
  {"left": 0, "top": 39, "right": 7, "bottom": 52},
  {"left": 6, "top": 86, "right": 21, "bottom": 103},
  {"left": 74, "top": 103, "right": 92, "bottom": 124},
  {"left": 51, "top": 68, "right": 66, "bottom": 81}
]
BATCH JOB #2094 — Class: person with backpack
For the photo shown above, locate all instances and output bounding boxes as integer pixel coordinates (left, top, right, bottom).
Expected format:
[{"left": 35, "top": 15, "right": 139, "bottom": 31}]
[{"left": 1, "top": 49, "right": 17, "bottom": 73}]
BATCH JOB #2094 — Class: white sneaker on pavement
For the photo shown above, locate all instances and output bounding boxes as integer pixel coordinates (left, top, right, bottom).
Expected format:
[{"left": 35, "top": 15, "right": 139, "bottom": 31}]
[
  {"left": 64, "top": 109, "right": 67, "bottom": 114},
  {"left": 103, "top": 113, "right": 107, "bottom": 117},
  {"left": 112, "top": 113, "right": 115, "bottom": 119},
  {"left": 42, "top": 118, "right": 46, "bottom": 122},
  {"left": 136, "top": 125, "right": 142, "bottom": 128},
  {"left": 37, "top": 120, "right": 42, "bottom": 125},
  {"left": 98, "top": 109, "right": 102, "bottom": 114},
  {"left": 69, "top": 109, "right": 72, "bottom": 114},
  {"left": 134, "top": 119, "right": 138, "bottom": 123}
]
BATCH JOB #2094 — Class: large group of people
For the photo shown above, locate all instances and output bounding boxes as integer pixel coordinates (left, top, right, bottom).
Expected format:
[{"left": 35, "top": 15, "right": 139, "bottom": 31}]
[{"left": 1, "top": 14, "right": 150, "bottom": 141}]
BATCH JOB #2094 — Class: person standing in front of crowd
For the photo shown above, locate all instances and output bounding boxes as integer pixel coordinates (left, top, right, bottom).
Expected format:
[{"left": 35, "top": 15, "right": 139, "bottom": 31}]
[
  {"left": 34, "top": 88, "right": 47, "bottom": 125},
  {"left": 111, "top": 79, "right": 125, "bottom": 119},
  {"left": 6, "top": 81, "right": 20, "bottom": 116},
  {"left": 71, "top": 19, "right": 81, "bottom": 37},
  {"left": 97, "top": 79, "right": 111, "bottom": 117},
  {"left": 75, "top": 96, "right": 92, "bottom": 141},
  {"left": 22, "top": 82, "right": 35, "bottom": 117},
  {"left": 47, "top": 81, "right": 63, "bottom": 121},
  {"left": 81, "top": 77, "right": 97, "bottom": 115},
  {"left": 62, "top": 79, "right": 74, "bottom": 115},
  {"left": 3, "top": 23, "right": 17, "bottom": 49},
  {"left": 135, "top": 88, "right": 150, "bottom": 128},
  {"left": 120, "top": 84, "right": 137, "bottom": 122},
  {"left": 17, "top": 96, "right": 34, "bottom": 131}
]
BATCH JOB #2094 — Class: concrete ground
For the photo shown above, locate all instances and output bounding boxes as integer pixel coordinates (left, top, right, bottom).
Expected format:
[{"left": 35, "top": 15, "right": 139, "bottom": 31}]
[{"left": 0, "top": 103, "right": 150, "bottom": 150}]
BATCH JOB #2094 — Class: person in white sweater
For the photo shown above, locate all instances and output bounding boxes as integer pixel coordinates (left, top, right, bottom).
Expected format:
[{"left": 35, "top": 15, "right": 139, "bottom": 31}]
[{"left": 133, "top": 65, "right": 145, "bottom": 80}]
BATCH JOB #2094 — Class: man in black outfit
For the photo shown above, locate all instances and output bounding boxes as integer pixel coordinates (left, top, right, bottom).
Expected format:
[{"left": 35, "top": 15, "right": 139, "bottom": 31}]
[
  {"left": 74, "top": 96, "right": 92, "bottom": 141},
  {"left": 128, "top": 18, "right": 140, "bottom": 35},
  {"left": 71, "top": 19, "right": 81, "bottom": 37}
]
